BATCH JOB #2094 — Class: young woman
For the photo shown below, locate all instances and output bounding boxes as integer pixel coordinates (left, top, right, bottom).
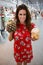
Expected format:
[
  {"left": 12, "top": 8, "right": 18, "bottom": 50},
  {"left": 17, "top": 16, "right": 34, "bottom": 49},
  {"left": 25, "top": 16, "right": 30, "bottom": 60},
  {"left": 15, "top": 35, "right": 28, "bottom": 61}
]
[{"left": 8, "top": 4, "right": 36, "bottom": 65}]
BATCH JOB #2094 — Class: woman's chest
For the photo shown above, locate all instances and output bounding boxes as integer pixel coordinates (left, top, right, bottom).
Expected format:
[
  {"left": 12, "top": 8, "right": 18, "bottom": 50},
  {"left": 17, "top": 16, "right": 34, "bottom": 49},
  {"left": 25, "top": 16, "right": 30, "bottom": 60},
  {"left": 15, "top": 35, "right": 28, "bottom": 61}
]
[{"left": 14, "top": 28, "right": 31, "bottom": 41}]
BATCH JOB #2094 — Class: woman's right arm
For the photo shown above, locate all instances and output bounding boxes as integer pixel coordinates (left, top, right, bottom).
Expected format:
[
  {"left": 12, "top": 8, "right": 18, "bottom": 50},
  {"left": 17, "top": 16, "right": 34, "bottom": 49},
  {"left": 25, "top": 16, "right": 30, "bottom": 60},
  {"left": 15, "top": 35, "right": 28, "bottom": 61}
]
[{"left": 8, "top": 32, "right": 14, "bottom": 41}]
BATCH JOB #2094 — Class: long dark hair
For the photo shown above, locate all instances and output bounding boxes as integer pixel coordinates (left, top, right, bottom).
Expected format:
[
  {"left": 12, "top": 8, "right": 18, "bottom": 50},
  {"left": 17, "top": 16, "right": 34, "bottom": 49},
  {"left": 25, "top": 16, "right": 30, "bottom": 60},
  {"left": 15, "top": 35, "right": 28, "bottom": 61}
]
[{"left": 15, "top": 4, "right": 31, "bottom": 32}]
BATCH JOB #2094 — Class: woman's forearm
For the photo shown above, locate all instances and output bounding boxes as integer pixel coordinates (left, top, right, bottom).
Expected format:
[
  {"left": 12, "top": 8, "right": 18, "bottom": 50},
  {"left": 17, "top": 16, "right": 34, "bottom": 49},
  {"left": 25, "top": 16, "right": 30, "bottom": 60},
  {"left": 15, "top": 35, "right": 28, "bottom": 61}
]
[{"left": 8, "top": 32, "right": 13, "bottom": 41}]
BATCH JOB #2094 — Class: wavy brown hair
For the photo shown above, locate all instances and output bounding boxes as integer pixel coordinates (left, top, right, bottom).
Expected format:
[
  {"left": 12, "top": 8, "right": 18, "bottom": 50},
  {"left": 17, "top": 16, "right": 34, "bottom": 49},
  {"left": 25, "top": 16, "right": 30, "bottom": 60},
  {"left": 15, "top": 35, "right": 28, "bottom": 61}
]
[{"left": 15, "top": 4, "right": 31, "bottom": 32}]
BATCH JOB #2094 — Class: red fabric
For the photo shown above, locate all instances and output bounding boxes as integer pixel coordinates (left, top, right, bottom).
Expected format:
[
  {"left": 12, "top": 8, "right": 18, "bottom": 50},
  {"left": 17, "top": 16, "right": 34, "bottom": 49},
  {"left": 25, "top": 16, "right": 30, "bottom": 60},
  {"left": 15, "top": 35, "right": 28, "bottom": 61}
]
[
  {"left": 31, "top": 23, "right": 36, "bottom": 29},
  {"left": 13, "top": 23, "right": 35, "bottom": 63}
]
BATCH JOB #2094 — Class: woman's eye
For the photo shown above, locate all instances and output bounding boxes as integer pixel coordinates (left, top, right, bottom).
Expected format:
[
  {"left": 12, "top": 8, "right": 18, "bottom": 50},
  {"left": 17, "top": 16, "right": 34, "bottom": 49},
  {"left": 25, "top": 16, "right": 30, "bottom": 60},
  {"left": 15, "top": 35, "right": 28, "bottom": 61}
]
[
  {"left": 23, "top": 14, "right": 26, "bottom": 15},
  {"left": 19, "top": 14, "right": 26, "bottom": 15},
  {"left": 20, "top": 14, "right": 22, "bottom": 15}
]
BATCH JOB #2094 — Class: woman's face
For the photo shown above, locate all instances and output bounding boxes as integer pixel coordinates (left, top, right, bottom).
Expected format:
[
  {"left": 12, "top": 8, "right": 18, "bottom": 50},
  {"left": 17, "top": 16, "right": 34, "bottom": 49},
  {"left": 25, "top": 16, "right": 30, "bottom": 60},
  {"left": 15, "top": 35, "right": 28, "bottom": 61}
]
[{"left": 18, "top": 9, "right": 26, "bottom": 24}]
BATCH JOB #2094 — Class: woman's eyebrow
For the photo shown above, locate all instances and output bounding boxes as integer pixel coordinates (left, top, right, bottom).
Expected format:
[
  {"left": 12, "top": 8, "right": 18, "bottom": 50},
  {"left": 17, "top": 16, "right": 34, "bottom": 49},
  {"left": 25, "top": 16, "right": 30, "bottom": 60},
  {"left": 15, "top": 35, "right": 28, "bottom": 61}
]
[{"left": 20, "top": 14, "right": 26, "bottom": 15}]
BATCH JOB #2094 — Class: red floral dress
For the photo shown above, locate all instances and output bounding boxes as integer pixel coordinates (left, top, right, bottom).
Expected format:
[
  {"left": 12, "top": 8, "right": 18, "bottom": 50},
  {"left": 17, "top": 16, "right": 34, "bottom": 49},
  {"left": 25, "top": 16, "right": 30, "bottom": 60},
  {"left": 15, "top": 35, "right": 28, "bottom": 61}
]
[{"left": 13, "top": 23, "right": 35, "bottom": 63}]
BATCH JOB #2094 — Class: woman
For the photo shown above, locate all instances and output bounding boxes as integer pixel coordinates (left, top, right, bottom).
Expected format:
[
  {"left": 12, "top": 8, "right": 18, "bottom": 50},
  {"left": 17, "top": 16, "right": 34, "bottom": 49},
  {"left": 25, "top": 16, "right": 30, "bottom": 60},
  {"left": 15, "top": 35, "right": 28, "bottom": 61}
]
[{"left": 8, "top": 4, "right": 36, "bottom": 65}]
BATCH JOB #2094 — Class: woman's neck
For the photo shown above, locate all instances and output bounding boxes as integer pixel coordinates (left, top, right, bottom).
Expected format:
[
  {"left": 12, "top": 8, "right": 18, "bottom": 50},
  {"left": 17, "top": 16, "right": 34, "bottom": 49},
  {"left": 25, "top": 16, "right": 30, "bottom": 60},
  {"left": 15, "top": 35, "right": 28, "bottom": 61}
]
[{"left": 20, "top": 22, "right": 25, "bottom": 25}]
